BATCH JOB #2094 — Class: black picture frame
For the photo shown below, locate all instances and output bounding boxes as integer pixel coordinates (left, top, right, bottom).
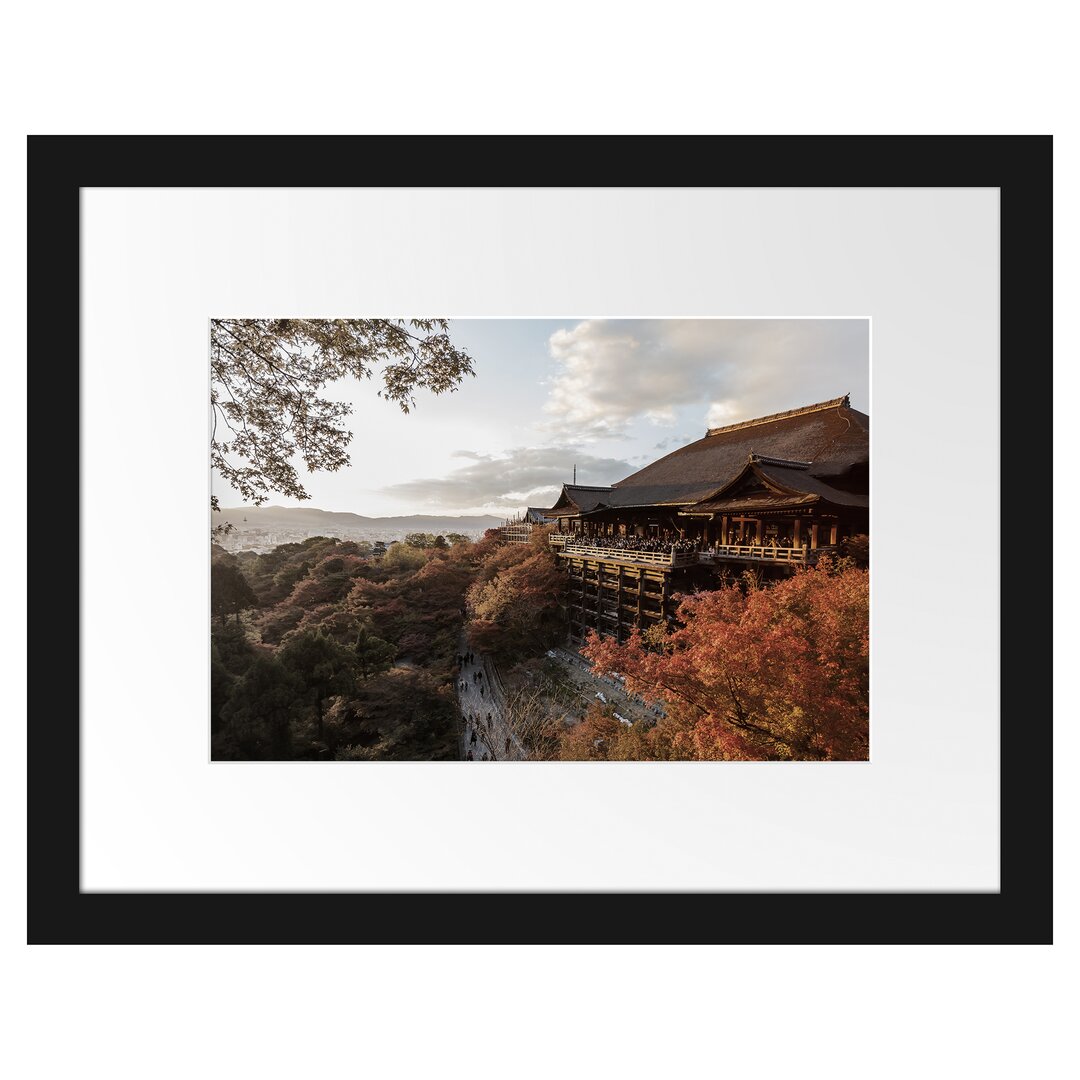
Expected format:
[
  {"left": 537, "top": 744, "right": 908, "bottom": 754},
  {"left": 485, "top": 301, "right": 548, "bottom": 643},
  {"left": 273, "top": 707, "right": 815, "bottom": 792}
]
[{"left": 27, "top": 135, "right": 1052, "bottom": 944}]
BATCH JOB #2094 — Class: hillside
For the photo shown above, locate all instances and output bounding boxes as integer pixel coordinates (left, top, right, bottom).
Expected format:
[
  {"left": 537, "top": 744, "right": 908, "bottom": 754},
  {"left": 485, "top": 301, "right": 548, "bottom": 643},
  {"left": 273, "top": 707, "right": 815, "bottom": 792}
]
[{"left": 216, "top": 505, "right": 504, "bottom": 532}]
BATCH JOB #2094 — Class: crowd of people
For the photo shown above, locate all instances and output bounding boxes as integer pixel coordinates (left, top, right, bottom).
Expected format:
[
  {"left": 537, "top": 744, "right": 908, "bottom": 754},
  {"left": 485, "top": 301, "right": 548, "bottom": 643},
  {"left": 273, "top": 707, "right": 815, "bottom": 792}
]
[
  {"left": 458, "top": 650, "right": 515, "bottom": 761},
  {"left": 706, "top": 534, "right": 808, "bottom": 551},
  {"left": 458, "top": 654, "right": 491, "bottom": 701},
  {"left": 553, "top": 529, "right": 837, "bottom": 556},
  {"left": 555, "top": 533, "right": 700, "bottom": 556}
]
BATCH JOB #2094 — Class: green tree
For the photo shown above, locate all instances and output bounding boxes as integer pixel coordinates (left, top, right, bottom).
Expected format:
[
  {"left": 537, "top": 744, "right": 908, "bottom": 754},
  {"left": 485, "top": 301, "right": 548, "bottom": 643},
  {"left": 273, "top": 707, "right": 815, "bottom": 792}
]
[
  {"left": 404, "top": 532, "right": 438, "bottom": 549},
  {"left": 352, "top": 623, "right": 397, "bottom": 681},
  {"left": 220, "top": 655, "right": 301, "bottom": 759},
  {"left": 211, "top": 319, "right": 474, "bottom": 508},
  {"left": 278, "top": 629, "right": 357, "bottom": 741},
  {"left": 211, "top": 561, "right": 259, "bottom": 627}
]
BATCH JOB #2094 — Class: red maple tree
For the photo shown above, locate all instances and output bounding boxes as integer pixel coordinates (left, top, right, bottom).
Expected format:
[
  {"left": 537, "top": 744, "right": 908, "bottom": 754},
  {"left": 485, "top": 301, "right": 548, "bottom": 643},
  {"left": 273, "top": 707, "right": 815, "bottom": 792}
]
[{"left": 582, "top": 559, "right": 869, "bottom": 761}]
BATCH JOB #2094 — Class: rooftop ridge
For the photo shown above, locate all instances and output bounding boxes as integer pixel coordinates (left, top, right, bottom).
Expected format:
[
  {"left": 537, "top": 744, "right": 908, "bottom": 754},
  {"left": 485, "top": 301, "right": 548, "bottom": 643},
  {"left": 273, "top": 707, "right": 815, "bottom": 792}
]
[
  {"left": 750, "top": 454, "right": 812, "bottom": 469},
  {"left": 705, "top": 394, "right": 850, "bottom": 438},
  {"left": 564, "top": 483, "right": 615, "bottom": 491}
]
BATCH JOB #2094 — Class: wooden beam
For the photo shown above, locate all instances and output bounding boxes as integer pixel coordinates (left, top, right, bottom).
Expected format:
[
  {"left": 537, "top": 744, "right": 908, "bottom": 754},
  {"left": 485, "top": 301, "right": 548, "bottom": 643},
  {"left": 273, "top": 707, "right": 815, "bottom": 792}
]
[{"left": 617, "top": 563, "right": 625, "bottom": 641}]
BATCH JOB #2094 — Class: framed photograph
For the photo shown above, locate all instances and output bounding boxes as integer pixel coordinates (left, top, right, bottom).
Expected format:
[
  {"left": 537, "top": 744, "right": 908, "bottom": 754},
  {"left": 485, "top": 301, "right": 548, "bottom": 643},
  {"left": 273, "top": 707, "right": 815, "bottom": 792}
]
[{"left": 28, "top": 135, "right": 1051, "bottom": 942}]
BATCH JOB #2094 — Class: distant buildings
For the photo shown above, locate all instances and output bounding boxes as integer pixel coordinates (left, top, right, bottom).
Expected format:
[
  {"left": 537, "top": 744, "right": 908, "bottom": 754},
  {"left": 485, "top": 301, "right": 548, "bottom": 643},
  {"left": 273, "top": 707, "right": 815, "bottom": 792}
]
[
  {"left": 500, "top": 507, "right": 554, "bottom": 545},
  {"left": 218, "top": 525, "right": 488, "bottom": 555}
]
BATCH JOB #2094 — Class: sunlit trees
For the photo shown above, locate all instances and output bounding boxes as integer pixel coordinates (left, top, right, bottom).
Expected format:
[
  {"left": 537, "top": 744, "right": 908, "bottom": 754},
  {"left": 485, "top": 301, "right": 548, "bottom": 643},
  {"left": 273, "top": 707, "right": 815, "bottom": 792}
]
[
  {"left": 404, "top": 532, "right": 450, "bottom": 549},
  {"left": 381, "top": 542, "right": 429, "bottom": 572},
  {"left": 582, "top": 560, "right": 869, "bottom": 761},
  {"left": 465, "top": 545, "right": 566, "bottom": 661}
]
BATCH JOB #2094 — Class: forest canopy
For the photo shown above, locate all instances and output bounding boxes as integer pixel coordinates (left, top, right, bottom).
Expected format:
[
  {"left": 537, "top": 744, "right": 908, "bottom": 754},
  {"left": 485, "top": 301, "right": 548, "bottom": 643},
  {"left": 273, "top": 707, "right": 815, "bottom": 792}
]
[{"left": 211, "top": 530, "right": 565, "bottom": 761}]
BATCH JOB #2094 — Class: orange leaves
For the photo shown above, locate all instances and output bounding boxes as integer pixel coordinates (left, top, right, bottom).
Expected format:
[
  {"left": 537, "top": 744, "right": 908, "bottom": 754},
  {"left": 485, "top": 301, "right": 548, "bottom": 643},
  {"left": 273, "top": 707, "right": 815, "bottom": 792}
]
[
  {"left": 582, "top": 562, "right": 869, "bottom": 761},
  {"left": 464, "top": 540, "right": 567, "bottom": 661}
]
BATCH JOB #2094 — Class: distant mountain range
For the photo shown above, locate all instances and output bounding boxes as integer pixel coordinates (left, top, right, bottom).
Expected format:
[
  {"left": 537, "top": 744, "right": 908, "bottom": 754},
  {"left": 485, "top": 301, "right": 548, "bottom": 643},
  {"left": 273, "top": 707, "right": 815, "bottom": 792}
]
[{"left": 216, "top": 505, "right": 504, "bottom": 533}]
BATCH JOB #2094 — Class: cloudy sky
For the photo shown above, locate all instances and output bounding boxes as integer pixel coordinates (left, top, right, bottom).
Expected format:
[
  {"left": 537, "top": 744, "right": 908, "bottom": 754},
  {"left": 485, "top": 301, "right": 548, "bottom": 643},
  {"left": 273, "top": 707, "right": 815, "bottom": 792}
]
[{"left": 215, "top": 318, "right": 869, "bottom": 518}]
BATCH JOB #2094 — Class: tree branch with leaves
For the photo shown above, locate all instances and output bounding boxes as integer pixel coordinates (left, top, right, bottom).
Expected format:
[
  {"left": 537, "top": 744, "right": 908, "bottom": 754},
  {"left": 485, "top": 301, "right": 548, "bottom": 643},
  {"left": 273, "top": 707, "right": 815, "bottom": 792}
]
[{"left": 211, "top": 318, "right": 475, "bottom": 509}]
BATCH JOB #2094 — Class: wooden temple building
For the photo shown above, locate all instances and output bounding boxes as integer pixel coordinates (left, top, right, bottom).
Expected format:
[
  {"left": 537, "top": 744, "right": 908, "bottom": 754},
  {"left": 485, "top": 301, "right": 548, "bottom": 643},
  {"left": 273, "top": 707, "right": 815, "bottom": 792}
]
[
  {"left": 500, "top": 506, "right": 553, "bottom": 545},
  {"left": 517, "top": 395, "right": 869, "bottom": 643}
]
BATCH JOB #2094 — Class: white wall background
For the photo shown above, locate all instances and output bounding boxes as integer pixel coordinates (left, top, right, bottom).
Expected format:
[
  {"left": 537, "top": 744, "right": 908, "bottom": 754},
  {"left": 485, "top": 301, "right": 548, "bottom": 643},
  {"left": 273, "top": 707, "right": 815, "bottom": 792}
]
[
  {"left": 81, "top": 186, "right": 999, "bottom": 892},
  {"left": 4, "top": 5, "right": 1072, "bottom": 1080}
]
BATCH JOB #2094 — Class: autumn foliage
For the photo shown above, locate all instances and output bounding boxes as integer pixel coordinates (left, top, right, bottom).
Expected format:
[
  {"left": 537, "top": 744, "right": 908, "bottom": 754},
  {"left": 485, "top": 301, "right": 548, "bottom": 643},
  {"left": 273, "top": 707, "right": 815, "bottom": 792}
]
[
  {"left": 464, "top": 530, "right": 566, "bottom": 662},
  {"left": 211, "top": 527, "right": 566, "bottom": 761},
  {"left": 582, "top": 559, "right": 869, "bottom": 761},
  {"left": 212, "top": 526, "right": 867, "bottom": 763}
]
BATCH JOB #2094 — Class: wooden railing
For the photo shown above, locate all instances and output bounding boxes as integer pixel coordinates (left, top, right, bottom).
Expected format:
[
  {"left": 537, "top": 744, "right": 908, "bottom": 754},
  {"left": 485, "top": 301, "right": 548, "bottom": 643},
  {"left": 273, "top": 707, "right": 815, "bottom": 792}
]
[
  {"left": 699, "top": 544, "right": 835, "bottom": 564},
  {"left": 557, "top": 541, "right": 697, "bottom": 568},
  {"left": 501, "top": 524, "right": 534, "bottom": 545},
  {"left": 556, "top": 539, "right": 838, "bottom": 566}
]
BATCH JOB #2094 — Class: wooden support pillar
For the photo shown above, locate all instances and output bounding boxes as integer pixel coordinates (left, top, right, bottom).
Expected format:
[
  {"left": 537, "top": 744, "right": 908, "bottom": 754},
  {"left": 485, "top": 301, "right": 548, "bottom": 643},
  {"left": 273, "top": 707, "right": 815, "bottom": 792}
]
[
  {"left": 810, "top": 523, "right": 819, "bottom": 549},
  {"left": 721, "top": 516, "right": 729, "bottom": 545},
  {"left": 829, "top": 524, "right": 838, "bottom": 546},
  {"left": 793, "top": 518, "right": 801, "bottom": 546},
  {"left": 617, "top": 564, "right": 625, "bottom": 641},
  {"left": 756, "top": 519, "right": 763, "bottom": 543},
  {"left": 599, "top": 562, "right": 607, "bottom": 636},
  {"left": 580, "top": 561, "right": 587, "bottom": 636}
]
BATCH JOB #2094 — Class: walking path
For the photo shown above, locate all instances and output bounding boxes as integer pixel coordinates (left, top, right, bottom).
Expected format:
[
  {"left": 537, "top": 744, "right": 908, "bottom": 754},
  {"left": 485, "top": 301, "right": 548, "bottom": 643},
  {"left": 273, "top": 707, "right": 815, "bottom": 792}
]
[
  {"left": 456, "top": 636, "right": 527, "bottom": 761},
  {"left": 455, "top": 639, "right": 664, "bottom": 760},
  {"left": 546, "top": 646, "right": 666, "bottom": 724}
]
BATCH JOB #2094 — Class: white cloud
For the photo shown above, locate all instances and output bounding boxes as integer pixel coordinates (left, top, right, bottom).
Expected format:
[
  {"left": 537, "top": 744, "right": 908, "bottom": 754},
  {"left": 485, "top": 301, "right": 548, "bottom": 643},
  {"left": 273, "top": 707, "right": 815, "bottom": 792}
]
[
  {"left": 381, "top": 445, "right": 634, "bottom": 513},
  {"left": 542, "top": 318, "right": 868, "bottom": 440}
]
